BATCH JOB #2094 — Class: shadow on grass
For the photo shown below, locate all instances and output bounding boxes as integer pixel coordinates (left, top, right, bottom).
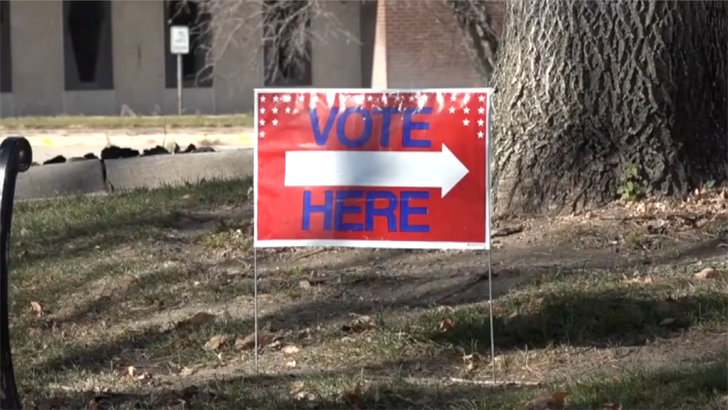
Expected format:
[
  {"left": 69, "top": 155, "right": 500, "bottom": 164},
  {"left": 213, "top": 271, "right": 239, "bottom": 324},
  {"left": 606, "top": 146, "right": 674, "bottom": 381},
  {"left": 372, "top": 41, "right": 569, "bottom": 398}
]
[
  {"left": 23, "top": 351, "right": 727, "bottom": 409},
  {"left": 11, "top": 178, "right": 253, "bottom": 268},
  {"left": 424, "top": 291, "right": 728, "bottom": 350}
]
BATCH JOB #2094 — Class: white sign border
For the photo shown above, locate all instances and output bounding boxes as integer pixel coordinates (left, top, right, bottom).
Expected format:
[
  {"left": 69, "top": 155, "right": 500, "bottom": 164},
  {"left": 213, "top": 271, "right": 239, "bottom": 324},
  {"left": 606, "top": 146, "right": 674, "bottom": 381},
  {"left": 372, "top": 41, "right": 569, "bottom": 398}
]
[{"left": 253, "top": 87, "right": 493, "bottom": 251}]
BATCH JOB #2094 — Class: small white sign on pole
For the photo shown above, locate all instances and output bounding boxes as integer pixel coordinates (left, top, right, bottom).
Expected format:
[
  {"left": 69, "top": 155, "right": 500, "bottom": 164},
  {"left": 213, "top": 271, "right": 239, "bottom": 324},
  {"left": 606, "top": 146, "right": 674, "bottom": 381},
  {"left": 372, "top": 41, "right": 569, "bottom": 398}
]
[
  {"left": 170, "top": 26, "right": 190, "bottom": 115},
  {"left": 170, "top": 26, "right": 190, "bottom": 55}
]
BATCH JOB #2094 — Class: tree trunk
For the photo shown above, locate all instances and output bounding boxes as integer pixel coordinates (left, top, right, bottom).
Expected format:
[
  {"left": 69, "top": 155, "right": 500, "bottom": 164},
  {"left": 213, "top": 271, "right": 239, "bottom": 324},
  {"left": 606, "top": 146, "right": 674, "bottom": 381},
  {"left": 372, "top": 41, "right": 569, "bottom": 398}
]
[{"left": 489, "top": 0, "right": 727, "bottom": 216}]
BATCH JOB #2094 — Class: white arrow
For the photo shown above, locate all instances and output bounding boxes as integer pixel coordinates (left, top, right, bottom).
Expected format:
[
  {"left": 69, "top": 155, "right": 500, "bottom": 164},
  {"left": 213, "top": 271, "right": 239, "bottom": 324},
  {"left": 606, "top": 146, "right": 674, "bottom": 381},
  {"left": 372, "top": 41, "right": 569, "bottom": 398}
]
[{"left": 284, "top": 145, "right": 469, "bottom": 198}]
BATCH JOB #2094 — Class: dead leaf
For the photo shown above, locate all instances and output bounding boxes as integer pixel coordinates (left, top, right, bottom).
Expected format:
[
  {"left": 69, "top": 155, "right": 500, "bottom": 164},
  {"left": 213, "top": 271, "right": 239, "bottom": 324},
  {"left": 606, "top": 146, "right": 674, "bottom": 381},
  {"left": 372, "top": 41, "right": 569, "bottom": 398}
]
[
  {"left": 695, "top": 267, "right": 719, "bottom": 279},
  {"left": 205, "top": 334, "right": 228, "bottom": 351},
  {"left": 660, "top": 318, "right": 675, "bottom": 326},
  {"left": 461, "top": 353, "right": 484, "bottom": 371},
  {"left": 522, "top": 391, "right": 568, "bottom": 410},
  {"left": 234, "top": 332, "right": 281, "bottom": 351},
  {"left": 602, "top": 403, "right": 622, "bottom": 410},
  {"left": 439, "top": 318, "right": 456, "bottom": 332},
  {"left": 127, "top": 366, "right": 137, "bottom": 378},
  {"left": 290, "top": 381, "right": 306, "bottom": 396},
  {"left": 179, "top": 366, "right": 196, "bottom": 376},
  {"left": 282, "top": 345, "right": 301, "bottom": 355},
  {"left": 342, "top": 315, "right": 374, "bottom": 333},
  {"left": 235, "top": 334, "right": 255, "bottom": 351},
  {"left": 30, "top": 301, "right": 43, "bottom": 317},
  {"left": 299, "top": 280, "right": 312, "bottom": 290},
  {"left": 176, "top": 312, "right": 216, "bottom": 329},
  {"left": 286, "top": 360, "right": 297, "bottom": 368},
  {"left": 624, "top": 273, "right": 654, "bottom": 284}
]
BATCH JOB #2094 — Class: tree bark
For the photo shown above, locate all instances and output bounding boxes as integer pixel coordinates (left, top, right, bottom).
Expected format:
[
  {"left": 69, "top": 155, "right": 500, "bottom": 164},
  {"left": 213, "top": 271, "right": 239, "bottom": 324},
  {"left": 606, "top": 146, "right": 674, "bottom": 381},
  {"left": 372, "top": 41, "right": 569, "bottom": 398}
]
[{"left": 489, "top": 0, "right": 727, "bottom": 216}]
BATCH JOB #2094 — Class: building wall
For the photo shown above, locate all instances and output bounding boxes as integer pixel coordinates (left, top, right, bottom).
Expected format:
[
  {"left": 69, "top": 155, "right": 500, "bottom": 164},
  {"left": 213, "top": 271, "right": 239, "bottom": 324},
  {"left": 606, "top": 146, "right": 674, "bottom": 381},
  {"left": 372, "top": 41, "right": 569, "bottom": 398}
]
[
  {"left": 0, "top": 0, "right": 503, "bottom": 117},
  {"left": 0, "top": 0, "right": 265, "bottom": 117},
  {"left": 384, "top": 1, "right": 485, "bottom": 88}
]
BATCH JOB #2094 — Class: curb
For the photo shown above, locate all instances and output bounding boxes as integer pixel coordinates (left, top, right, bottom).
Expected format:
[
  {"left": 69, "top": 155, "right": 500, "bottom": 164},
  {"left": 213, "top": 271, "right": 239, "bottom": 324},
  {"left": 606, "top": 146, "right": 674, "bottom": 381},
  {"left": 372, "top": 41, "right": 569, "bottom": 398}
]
[{"left": 14, "top": 149, "right": 254, "bottom": 201}]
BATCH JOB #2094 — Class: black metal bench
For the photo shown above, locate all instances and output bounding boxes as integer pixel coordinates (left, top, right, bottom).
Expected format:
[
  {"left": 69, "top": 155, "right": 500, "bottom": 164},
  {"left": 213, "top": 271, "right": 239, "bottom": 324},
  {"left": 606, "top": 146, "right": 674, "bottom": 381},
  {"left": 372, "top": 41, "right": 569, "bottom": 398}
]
[{"left": 0, "top": 137, "right": 33, "bottom": 410}]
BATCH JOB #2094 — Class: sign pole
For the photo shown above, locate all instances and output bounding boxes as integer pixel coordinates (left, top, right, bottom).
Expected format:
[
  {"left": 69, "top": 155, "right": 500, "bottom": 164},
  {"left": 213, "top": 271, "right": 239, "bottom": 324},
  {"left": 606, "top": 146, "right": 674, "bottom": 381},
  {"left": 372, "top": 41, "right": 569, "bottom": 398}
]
[
  {"left": 487, "top": 250, "right": 496, "bottom": 383},
  {"left": 253, "top": 247, "right": 259, "bottom": 373},
  {"left": 169, "top": 25, "right": 190, "bottom": 116},
  {"left": 176, "top": 54, "right": 183, "bottom": 116}
]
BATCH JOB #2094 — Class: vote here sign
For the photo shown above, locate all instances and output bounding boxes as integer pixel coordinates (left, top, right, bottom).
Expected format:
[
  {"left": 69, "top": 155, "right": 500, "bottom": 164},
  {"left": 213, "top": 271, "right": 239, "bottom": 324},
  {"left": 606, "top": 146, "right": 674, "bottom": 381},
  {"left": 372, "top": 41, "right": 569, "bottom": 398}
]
[{"left": 254, "top": 89, "right": 491, "bottom": 250}]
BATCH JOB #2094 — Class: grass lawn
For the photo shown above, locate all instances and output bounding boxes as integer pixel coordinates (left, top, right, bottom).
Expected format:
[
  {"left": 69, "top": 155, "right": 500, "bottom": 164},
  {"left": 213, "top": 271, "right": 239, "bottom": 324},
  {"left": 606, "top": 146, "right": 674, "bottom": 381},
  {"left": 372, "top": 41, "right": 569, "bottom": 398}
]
[
  {"left": 0, "top": 114, "right": 253, "bottom": 130},
  {"left": 7, "top": 179, "right": 728, "bottom": 409}
]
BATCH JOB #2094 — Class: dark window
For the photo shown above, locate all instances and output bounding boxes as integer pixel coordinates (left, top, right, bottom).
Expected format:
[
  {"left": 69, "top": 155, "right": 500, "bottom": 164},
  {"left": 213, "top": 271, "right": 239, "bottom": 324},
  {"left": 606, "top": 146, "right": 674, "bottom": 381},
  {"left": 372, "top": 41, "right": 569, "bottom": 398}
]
[
  {"left": 164, "top": 0, "right": 212, "bottom": 88},
  {"left": 263, "top": 0, "right": 312, "bottom": 86},
  {"left": 0, "top": 0, "right": 11, "bottom": 93},
  {"left": 63, "top": 0, "right": 114, "bottom": 90}
]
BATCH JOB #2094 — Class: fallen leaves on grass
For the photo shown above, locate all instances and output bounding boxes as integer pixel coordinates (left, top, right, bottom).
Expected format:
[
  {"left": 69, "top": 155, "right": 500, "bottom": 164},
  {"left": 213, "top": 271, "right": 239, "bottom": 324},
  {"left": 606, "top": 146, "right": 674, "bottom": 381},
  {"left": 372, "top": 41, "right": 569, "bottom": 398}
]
[
  {"left": 282, "top": 345, "right": 301, "bottom": 355},
  {"left": 125, "top": 365, "right": 152, "bottom": 381},
  {"left": 205, "top": 334, "right": 229, "bottom": 351},
  {"left": 234, "top": 331, "right": 283, "bottom": 351},
  {"left": 439, "top": 318, "right": 456, "bottom": 332},
  {"left": 522, "top": 391, "right": 568, "bottom": 410},
  {"left": 695, "top": 267, "right": 719, "bottom": 279},
  {"left": 30, "top": 301, "right": 43, "bottom": 317},
  {"left": 289, "top": 381, "right": 321, "bottom": 408},
  {"left": 179, "top": 366, "right": 196, "bottom": 376},
  {"left": 342, "top": 314, "right": 375, "bottom": 333},
  {"left": 286, "top": 360, "right": 297, "bottom": 368},
  {"left": 461, "top": 352, "right": 485, "bottom": 371},
  {"left": 624, "top": 272, "right": 654, "bottom": 284},
  {"left": 175, "top": 312, "right": 216, "bottom": 329},
  {"left": 602, "top": 403, "right": 622, "bottom": 410}
]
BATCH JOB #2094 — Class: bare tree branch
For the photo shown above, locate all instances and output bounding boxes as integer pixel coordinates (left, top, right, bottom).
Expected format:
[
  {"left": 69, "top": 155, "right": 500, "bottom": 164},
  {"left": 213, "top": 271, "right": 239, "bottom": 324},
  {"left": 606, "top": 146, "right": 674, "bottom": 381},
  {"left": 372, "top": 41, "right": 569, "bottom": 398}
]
[{"left": 182, "top": 0, "right": 358, "bottom": 86}]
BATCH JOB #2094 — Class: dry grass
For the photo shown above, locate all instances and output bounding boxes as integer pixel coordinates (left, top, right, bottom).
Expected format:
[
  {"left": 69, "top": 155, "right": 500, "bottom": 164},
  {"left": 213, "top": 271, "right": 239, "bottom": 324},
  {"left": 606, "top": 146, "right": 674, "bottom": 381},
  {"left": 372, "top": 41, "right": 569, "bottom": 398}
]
[
  {"left": 0, "top": 114, "right": 253, "bottom": 130},
  {"left": 7, "top": 179, "right": 728, "bottom": 409}
]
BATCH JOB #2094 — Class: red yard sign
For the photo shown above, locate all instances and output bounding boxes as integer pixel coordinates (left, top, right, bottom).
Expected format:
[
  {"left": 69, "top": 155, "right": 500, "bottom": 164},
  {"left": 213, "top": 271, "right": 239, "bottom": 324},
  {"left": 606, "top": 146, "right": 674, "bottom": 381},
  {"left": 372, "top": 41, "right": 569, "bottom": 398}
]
[{"left": 254, "top": 89, "right": 492, "bottom": 250}]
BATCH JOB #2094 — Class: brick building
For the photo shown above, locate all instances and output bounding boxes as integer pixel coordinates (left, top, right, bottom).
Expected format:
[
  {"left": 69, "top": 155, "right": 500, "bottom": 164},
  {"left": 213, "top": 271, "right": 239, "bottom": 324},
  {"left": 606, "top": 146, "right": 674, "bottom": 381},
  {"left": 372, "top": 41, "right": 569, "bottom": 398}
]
[{"left": 0, "top": 0, "right": 501, "bottom": 117}]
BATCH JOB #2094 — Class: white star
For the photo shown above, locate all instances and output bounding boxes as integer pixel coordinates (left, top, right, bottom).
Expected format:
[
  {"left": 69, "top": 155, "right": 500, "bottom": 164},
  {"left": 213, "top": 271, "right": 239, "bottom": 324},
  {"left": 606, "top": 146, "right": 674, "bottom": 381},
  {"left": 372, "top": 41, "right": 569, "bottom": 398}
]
[
  {"left": 478, "top": 95, "right": 485, "bottom": 102},
  {"left": 408, "top": 95, "right": 416, "bottom": 102},
  {"left": 450, "top": 93, "right": 458, "bottom": 102},
  {"left": 394, "top": 94, "right": 402, "bottom": 101},
  {"left": 478, "top": 119, "right": 485, "bottom": 126},
  {"left": 273, "top": 95, "right": 279, "bottom": 102},
  {"left": 293, "top": 109, "right": 299, "bottom": 114},
  {"left": 298, "top": 95, "right": 305, "bottom": 101},
  {"left": 367, "top": 95, "right": 373, "bottom": 102},
  {"left": 259, "top": 108, "right": 266, "bottom": 114},
  {"left": 463, "top": 119, "right": 470, "bottom": 126},
  {"left": 420, "top": 94, "right": 429, "bottom": 102},
  {"left": 449, "top": 106, "right": 456, "bottom": 114},
  {"left": 259, "top": 119, "right": 265, "bottom": 126},
  {"left": 272, "top": 119, "right": 279, "bottom": 126},
  {"left": 478, "top": 107, "right": 485, "bottom": 114},
  {"left": 477, "top": 131, "right": 484, "bottom": 138},
  {"left": 282, "top": 95, "right": 291, "bottom": 102},
  {"left": 260, "top": 96, "right": 266, "bottom": 102},
  {"left": 380, "top": 94, "right": 388, "bottom": 102},
  {"left": 272, "top": 107, "right": 279, "bottom": 114},
  {"left": 260, "top": 131, "right": 266, "bottom": 138},
  {"left": 285, "top": 107, "right": 291, "bottom": 114},
  {"left": 463, "top": 107, "right": 470, "bottom": 114}
]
